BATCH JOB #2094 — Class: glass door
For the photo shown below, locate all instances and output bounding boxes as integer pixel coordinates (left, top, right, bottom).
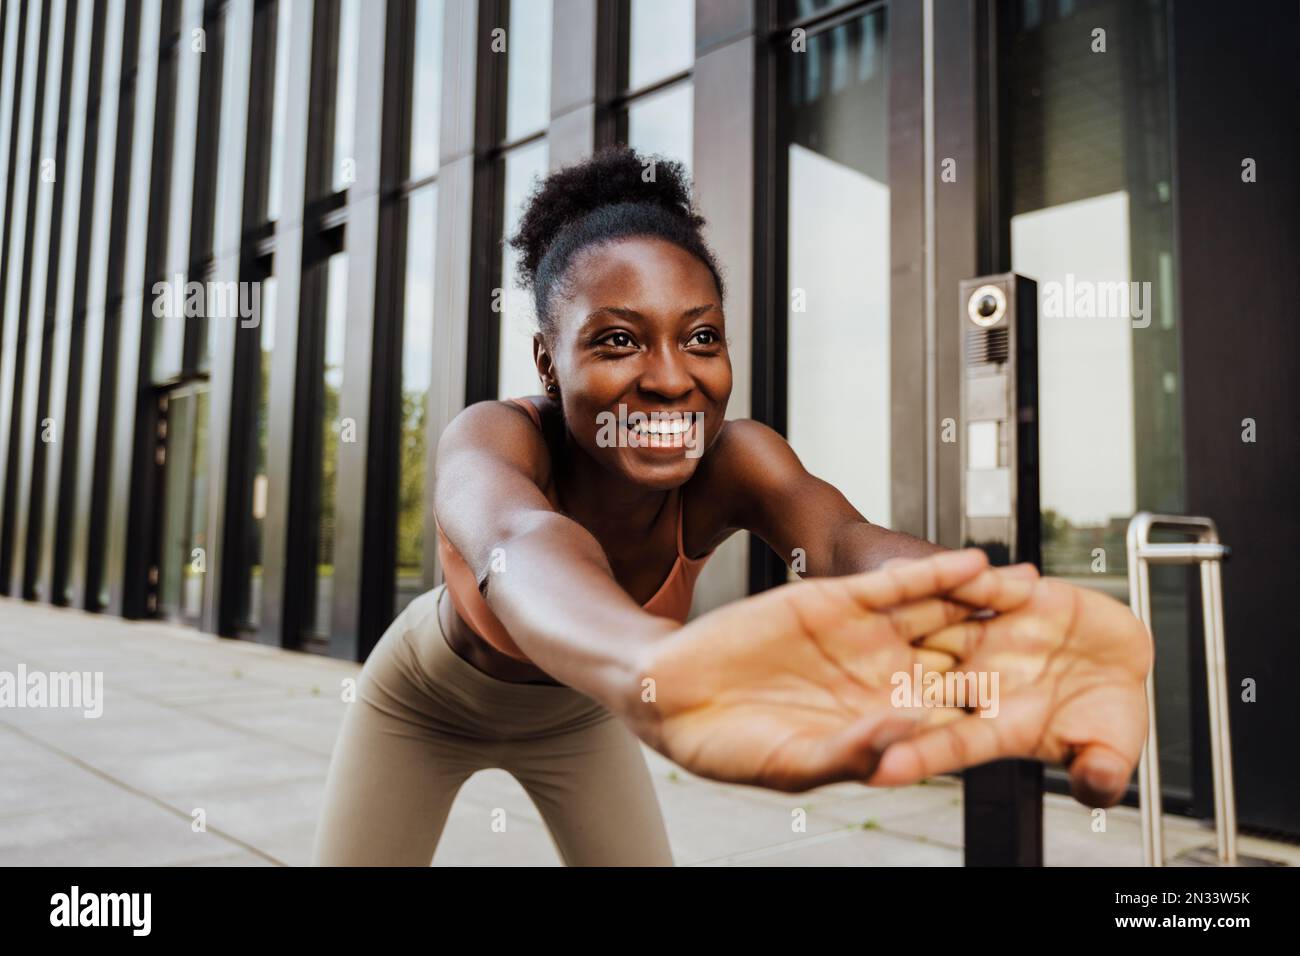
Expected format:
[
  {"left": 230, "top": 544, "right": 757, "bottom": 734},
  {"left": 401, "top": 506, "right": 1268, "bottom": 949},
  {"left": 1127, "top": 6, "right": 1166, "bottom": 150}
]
[
  {"left": 152, "top": 383, "right": 211, "bottom": 626},
  {"left": 996, "top": 0, "right": 1192, "bottom": 806},
  {"left": 758, "top": 0, "right": 897, "bottom": 594}
]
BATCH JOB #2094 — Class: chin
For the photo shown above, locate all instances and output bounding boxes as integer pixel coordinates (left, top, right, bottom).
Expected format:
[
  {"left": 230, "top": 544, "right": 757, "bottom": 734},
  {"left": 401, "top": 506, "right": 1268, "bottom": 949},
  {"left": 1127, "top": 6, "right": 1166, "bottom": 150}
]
[{"left": 615, "top": 450, "right": 702, "bottom": 490}]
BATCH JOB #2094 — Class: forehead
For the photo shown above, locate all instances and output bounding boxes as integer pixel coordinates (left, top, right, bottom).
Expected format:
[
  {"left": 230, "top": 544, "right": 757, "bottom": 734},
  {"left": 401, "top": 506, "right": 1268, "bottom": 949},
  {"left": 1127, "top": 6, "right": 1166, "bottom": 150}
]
[{"left": 565, "top": 236, "right": 720, "bottom": 309}]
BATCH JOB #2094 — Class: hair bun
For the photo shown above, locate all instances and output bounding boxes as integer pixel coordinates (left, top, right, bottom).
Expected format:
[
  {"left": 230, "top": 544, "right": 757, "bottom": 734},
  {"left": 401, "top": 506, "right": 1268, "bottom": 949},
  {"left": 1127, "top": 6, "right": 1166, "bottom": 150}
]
[{"left": 509, "top": 146, "right": 702, "bottom": 289}]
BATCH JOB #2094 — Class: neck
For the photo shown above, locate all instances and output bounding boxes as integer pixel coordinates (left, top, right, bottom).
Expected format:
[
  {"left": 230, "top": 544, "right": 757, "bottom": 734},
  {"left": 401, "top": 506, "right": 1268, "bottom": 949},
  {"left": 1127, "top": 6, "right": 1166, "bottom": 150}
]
[{"left": 556, "top": 426, "right": 672, "bottom": 537}]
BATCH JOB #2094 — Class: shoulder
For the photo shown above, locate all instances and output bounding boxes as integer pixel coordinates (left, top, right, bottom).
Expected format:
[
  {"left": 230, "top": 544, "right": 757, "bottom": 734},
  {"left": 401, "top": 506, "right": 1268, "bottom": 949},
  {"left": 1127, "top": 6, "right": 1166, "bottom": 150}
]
[
  {"left": 440, "top": 397, "right": 542, "bottom": 442},
  {"left": 698, "top": 418, "right": 806, "bottom": 484},
  {"left": 691, "top": 417, "right": 808, "bottom": 523},
  {"left": 437, "top": 398, "right": 553, "bottom": 486}
]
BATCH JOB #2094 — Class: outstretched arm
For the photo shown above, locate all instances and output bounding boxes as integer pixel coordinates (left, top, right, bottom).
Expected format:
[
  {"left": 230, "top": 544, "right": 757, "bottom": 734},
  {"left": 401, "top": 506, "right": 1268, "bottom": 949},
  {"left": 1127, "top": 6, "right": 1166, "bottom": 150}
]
[
  {"left": 698, "top": 418, "right": 1150, "bottom": 806},
  {"left": 699, "top": 418, "right": 946, "bottom": 573},
  {"left": 434, "top": 401, "right": 677, "bottom": 718}
]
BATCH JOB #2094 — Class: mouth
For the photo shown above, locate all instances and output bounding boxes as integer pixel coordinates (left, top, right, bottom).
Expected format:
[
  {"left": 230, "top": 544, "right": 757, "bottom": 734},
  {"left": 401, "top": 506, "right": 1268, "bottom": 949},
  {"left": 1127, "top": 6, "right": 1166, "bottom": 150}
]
[{"left": 623, "top": 412, "right": 703, "bottom": 451}]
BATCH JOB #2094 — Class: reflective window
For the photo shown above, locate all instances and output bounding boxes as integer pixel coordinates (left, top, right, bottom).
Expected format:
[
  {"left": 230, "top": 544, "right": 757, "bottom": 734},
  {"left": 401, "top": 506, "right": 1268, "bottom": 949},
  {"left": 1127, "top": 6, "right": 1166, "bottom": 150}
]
[
  {"left": 265, "top": 0, "right": 292, "bottom": 222},
  {"left": 396, "top": 186, "right": 437, "bottom": 614},
  {"left": 1003, "top": 0, "right": 1187, "bottom": 792},
  {"left": 409, "top": 0, "right": 444, "bottom": 180},
  {"left": 504, "top": 0, "right": 551, "bottom": 142},
  {"left": 308, "top": 252, "right": 349, "bottom": 640},
  {"left": 497, "top": 139, "right": 548, "bottom": 400},
  {"left": 238, "top": 275, "right": 276, "bottom": 628},
  {"left": 149, "top": 36, "right": 183, "bottom": 383},
  {"left": 618, "top": 1, "right": 694, "bottom": 172},
  {"left": 156, "top": 383, "right": 210, "bottom": 624},
  {"left": 628, "top": 0, "right": 694, "bottom": 90},
  {"left": 332, "top": 0, "right": 360, "bottom": 191},
  {"left": 783, "top": 9, "right": 890, "bottom": 529},
  {"left": 778, "top": 0, "right": 857, "bottom": 22},
  {"left": 627, "top": 80, "right": 693, "bottom": 173}
]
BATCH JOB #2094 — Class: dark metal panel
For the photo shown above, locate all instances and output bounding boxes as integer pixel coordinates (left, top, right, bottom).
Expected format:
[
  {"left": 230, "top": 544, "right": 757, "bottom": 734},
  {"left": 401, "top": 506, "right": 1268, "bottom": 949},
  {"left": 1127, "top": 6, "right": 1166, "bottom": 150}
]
[
  {"left": 0, "top": 0, "right": 31, "bottom": 559},
  {"left": 691, "top": 23, "right": 752, "bottom": 615},
  {"left": 0, "top": 0, "right": 53, "bottom": 597},
  {"left": 748, "top": 0, "right": 784, "bottom": 596},
  {"left": 28, "top": 0, "right": 86, "bottom": 602},
  {"left": 462, "top": 0, "right": 503, "bottom": 405},
  {"left": 202, "top": 0, "right": 254, "bottom": 636},
  {"left": 217, "top": 0, "right": 282, "bottom": 637},
  {"left": 74, "top": 0, "right": 142, "bottom": 612},
  {"left": 932, "top": 0, "right": 980, "bottom": 550},
  {"left": 359, "top": 0, "right": 417, "bottom": 645},
  {"left": 258, "top": 0, "right": 316, "bottom": 645},
  {"left": 590, "top": 0, "right": 621, "bottom": 149},
  {"left": 328, "top": 0, "right": 389, "bottom": 661},
  {"left": 105, "top": 0, "right": 174, "bottom": 619},
  {"left": 887, "top": 0, "right": 925, "bottom": 539},
  {"left": 51, "top": 0, "right": 110, "bottom": 607},
  {"left": 83, "top": 0, "right": 144, "bottom": 612},
  {"left": 1171, "top": 0, "right": 1300, "bottom": 838}
]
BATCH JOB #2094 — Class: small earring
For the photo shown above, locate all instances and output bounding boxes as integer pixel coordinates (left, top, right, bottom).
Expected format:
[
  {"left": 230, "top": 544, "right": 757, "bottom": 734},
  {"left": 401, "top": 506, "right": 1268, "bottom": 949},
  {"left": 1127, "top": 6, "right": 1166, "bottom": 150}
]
[{"left": 546, "top": 383, "right": 559, "bottom": 396}]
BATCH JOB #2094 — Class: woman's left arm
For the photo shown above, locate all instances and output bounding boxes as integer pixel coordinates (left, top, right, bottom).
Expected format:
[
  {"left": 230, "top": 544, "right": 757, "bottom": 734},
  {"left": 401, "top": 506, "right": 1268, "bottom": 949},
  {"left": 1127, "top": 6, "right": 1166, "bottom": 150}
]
[
  {"left": 700, "top": 419, "right": 1151, "bottom": 805},
  {"left": 702, "top": 418, "right": 945, "bottom": 574}
]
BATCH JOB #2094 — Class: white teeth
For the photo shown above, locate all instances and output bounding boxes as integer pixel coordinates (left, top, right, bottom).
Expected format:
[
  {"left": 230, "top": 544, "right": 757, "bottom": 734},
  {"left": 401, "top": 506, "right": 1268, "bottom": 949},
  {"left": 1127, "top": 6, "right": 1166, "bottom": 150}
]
[{"left": 629, "top": 417, "right": 693, "bottom": 434}]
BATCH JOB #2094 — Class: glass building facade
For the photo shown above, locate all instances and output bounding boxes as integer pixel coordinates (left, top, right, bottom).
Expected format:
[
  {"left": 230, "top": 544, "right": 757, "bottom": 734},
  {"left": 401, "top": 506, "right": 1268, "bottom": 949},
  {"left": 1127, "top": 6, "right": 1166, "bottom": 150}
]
[{"left": 0, "top": 0, "right": 1296, "bottom": 838}]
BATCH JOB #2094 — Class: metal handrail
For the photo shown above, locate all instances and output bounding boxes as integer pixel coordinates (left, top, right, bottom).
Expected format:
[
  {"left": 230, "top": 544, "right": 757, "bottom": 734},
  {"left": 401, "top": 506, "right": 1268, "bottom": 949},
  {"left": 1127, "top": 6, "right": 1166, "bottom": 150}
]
[{"left": 1126, "top": 512, "right": 1237, "bottom": 866}]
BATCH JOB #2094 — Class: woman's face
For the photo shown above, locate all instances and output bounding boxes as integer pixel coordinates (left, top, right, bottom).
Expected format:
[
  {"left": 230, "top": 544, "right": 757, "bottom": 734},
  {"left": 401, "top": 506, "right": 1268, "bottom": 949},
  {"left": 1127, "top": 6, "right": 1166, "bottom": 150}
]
[{"left": 536, "top": 236, "right": 732, "bottom": 490}]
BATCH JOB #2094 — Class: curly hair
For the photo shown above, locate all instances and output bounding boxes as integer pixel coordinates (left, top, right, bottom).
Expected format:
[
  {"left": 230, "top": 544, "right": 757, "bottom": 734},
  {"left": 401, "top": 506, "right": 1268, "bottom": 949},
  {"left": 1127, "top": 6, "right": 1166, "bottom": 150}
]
[{"left": 507, "top": 146, "right": 725, "bottom": 335}]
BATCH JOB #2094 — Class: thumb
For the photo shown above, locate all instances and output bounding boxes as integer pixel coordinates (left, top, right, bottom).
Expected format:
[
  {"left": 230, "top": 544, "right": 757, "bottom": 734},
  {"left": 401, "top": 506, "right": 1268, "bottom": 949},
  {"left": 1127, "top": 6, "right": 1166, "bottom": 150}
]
[
  {"left": 1067, "top": 743, "right": 1135, "bottom": 808},
  {"left": 820, "top": 709, "right": 929, "bottom": 785}
]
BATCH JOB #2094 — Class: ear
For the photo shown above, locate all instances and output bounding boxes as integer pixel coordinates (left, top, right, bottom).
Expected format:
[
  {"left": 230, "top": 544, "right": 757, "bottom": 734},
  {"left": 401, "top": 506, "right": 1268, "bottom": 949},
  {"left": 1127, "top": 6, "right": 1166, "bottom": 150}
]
[{"left": 533, "top": 333, "right": 556, "bottom": 391}]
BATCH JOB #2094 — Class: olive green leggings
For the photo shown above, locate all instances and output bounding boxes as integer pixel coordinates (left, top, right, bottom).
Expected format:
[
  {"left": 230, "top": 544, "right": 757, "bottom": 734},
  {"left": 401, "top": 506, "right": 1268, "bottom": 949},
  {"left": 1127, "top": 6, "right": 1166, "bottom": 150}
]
[{"left": 312, "top": 585, "right": 674, "bottom": 866}]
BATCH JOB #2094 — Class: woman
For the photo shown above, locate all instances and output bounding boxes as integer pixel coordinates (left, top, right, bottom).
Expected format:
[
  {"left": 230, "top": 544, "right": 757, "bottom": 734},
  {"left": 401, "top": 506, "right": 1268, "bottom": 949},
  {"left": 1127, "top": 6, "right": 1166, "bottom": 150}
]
[{"left": 312, "top": 148, "right": 1150, "bottom": 866}]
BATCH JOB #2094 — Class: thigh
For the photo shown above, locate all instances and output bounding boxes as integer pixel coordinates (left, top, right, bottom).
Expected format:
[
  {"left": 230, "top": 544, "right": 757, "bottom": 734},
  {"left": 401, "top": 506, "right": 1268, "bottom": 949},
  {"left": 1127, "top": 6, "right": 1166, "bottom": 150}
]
[
  {"left": 504, "top": 712, "right": 675, "bottom": 867},
  {"left": 312, "top": 620, "right": 485, "bottom": 866}
]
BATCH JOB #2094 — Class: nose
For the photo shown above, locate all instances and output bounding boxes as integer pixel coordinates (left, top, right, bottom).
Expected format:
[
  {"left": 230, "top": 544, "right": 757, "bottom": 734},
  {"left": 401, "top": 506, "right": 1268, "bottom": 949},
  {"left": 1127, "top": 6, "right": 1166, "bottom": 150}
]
[{"left": 636, "top": 343, "right": 695, "bottom": 401}]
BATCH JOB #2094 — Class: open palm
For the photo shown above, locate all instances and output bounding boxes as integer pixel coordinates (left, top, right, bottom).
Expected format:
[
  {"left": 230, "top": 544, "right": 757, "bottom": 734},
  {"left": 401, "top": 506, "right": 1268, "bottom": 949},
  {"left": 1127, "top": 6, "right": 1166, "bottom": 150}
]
[
  {"left": 629, "top": 550, "right": 1038, "bottom": 792},
  {"left": 871, "top": 576, "right": 1152, "bottom": 807}
]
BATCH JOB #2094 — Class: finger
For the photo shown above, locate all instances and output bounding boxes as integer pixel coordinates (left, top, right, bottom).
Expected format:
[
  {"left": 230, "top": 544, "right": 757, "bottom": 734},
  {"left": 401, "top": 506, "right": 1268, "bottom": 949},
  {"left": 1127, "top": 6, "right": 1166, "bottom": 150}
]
[
  {"left": 884, "top": 596, "right": 976, "bottom": 641},
  {"left": 945, "top": 565, "right": 1038, "bottom": 614},
  {"left": 1067, "top": 743, "right": 1136, "bottom": 808},
  {"left": 1002, "top": 562, "right": 1040, "bottom": 580},
  {"left": 785, "top": 709, "right": 929, "bottom": 790},
  {"left": 1053, "top": 682, "right": 1149, "bottom": 807},
  {"left": 867, "top": 712, "right": 1015, "bottom": 786},
  {"left": 842, "top": 549, "right": 989, "bottom": 610},
  {"left": 912, "top": 619, "right": 986, "bottom": 659},
  {"left": 914, "top": 648, "right": 957, "bottom": 673}
]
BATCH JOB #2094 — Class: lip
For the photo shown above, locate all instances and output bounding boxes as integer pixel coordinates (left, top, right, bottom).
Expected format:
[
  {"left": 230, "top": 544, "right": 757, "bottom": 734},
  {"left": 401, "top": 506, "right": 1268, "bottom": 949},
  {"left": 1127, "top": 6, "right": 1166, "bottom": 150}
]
[{"left": 622, "top": 415, "right": 703, "bottom": 453}]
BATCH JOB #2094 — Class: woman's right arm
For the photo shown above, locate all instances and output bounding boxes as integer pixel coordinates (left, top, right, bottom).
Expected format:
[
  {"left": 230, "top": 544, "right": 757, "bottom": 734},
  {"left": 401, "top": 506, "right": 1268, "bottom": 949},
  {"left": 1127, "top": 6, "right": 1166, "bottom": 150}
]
[{"left": 433, "top": 401, "right": 678, "bottom": 721}]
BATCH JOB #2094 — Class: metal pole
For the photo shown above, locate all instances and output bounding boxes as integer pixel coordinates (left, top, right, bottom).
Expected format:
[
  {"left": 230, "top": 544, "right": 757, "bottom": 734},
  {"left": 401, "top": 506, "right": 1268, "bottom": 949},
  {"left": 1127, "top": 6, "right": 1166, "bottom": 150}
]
[
  {"left": 1127, "top": 514, "right": 1163, "bottom": 867},
  {"left": 1201, "top": 556, "right": 1238, "bottom": 864},
  {"left": 1126, "top": 512, "right": 1238, "bottom": 867}
]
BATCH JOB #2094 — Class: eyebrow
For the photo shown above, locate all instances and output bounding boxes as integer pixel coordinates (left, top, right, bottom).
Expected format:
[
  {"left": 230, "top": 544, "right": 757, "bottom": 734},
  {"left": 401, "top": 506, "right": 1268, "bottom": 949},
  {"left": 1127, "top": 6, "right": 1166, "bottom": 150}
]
[{"left": 584, "top": 304, "right": 718, "bottom": 325}]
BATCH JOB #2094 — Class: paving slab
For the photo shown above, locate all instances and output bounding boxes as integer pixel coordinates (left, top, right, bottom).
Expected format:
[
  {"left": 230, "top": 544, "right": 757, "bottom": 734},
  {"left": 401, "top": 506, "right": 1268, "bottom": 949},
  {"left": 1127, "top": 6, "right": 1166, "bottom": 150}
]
[{"left": 1, "top": 597, "right": 1294, "bottom": 868}]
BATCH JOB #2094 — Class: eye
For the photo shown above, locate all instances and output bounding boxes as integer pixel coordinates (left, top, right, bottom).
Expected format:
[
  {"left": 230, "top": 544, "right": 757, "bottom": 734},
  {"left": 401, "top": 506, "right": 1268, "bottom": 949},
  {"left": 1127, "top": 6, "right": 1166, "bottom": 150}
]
[
  {"left": 688, "top": 328, "right": 721, "bottom": 347},
  {"left": 598, "top": 330, "right": 637, "bottom": 349}
]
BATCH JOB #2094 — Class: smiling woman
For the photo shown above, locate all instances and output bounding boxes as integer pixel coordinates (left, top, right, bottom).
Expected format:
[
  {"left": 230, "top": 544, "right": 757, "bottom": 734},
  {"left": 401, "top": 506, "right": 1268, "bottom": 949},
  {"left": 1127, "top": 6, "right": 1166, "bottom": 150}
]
[{"left": 312, "top": 147, "right": 1153, "bottom": 867}]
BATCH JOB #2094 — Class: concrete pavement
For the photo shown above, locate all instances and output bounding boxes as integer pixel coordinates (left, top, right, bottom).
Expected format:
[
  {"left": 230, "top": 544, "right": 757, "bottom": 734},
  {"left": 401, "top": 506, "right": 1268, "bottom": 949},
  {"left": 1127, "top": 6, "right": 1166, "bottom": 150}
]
[{"left": 2, "top": 597, "right": 1294, "bottom": 867}]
